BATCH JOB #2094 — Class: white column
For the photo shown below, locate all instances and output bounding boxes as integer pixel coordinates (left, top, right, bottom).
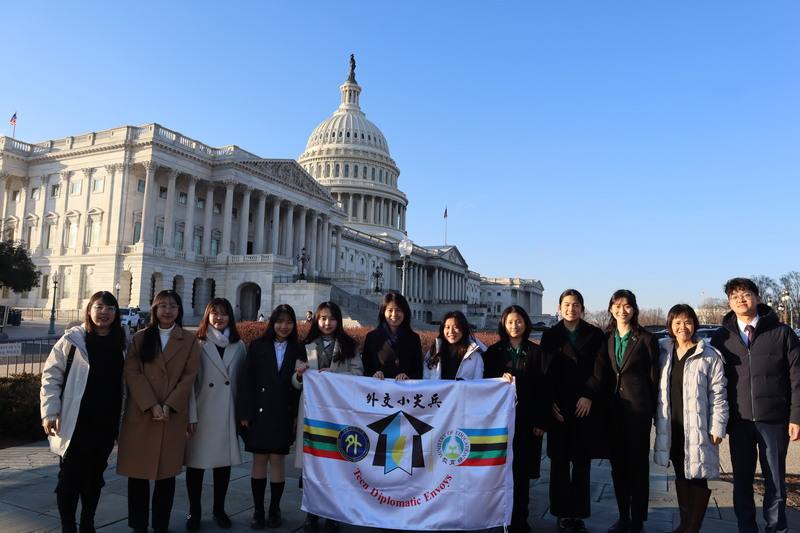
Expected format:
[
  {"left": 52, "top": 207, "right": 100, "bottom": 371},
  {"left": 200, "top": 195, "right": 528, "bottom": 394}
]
[
  {"left": 0, "top": 174, "right": 6, "bottom": 236},
  {"left": 432, "top": 268, "right": 439, "bottom": 302},
  {"left": 347, "top": 194, "right": 353, "bottom": 220},
  {"left": 320, "top": 216, "right": 329, "bottom": 272},
  {"left": 253, "top": 191, "right": 266, "bottom": 255},
  {"left": 184, "top": 176, "right": 197, "bottom": 256},
  {"left": 296, "top": 206, "right": 307, "bottom": 259},
  {"left": 103, "top": 165, "right": 121, "bottom": 246},
  {"left": 36, "top": 174, "right": 50, "bottom": 252},
  {"left": 221, "top": 180, "right": 235, "bottom": 255},
  {"left": 201, "top": 182, "right": 214, "bottom": 256},
  {"left": 74, "top": 170, "right": 92, "bottom": 249},
  {"left": 270, "top": 197, "right": 281, "bottom": 255},
  {"left": 359, "top": 195, "right": 365, "bottom": 222},
  {"left": 308, "top": 213, "right": 318, "bottom": 273},
  {"left": 284, "top": 203, "right": 295, "bottom": 258},
  {"left": 238, "top": 186, "right": 251, "bottom": 255},
  {"left": 162, "top": 169, "right": 178, "bottom": 248},
  {"left": 335, "top": 227, "right": 342, "bottom": 271}
]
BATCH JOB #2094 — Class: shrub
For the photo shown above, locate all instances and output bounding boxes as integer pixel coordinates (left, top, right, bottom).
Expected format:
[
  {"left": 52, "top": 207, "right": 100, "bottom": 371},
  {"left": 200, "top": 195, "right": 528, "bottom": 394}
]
[{"left": 0, "top": 373, "right": 45, "bottom": 442}]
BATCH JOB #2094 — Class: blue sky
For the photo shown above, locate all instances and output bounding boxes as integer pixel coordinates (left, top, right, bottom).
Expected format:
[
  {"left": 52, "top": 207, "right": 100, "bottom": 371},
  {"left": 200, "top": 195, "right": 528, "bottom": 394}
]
[{"left": 2, "top": 2, "right": 799, "bottom": 313}]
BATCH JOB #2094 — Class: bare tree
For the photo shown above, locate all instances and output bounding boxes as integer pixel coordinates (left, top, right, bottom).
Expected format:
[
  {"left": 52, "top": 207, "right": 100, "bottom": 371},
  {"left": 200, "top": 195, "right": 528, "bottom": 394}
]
[
  {"left": 639, "top": 308, "right": 666, "bottom": 327},
  {"left": 584, "top": 310, "right": 611, "bottom": 331},
  {"left": 778, "top": 271, "right": 800, "bottom": 327},
  {"left": 751, "top": 274, "right": 781, "bottom": 303},
  {"left": 697, "top": 297, "right": 728, "bottom": 325}
]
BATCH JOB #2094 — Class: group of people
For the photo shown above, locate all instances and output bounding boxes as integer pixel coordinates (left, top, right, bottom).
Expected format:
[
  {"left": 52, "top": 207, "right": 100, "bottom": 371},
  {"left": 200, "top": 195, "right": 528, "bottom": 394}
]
[{"left": 38, "top": 276, "right": 798, "bottom": 533}]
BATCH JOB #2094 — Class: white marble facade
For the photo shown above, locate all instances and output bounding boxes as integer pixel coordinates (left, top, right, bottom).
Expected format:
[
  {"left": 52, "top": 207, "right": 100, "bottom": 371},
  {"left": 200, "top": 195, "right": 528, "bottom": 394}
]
[{"left": 0, "top": 60, "right": 543, "bottom": 323}]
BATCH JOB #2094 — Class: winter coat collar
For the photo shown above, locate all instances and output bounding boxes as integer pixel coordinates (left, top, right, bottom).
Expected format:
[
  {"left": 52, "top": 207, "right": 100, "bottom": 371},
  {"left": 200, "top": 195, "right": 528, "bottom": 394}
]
[
  {"left": 434, "top": 336, "right": 486, "bottom": 361},
  {"left": 722, "top": 303, "right": 779, "bottom": 335},
  {"left": 63, "top": 325, "right": 89, "bottom": 359}
]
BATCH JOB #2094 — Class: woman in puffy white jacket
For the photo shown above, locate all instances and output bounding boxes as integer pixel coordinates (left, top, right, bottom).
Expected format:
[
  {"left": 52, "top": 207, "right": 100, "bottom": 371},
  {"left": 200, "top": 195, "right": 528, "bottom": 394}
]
[
  {"left": 40, "top": 291, "right": 126, "bottom": 533},
  {"left": 423, "top": 311, "right": 485, "bottom": 380},
  {"left": 654, "top": 304, "right": 728, "bottom": 533}
]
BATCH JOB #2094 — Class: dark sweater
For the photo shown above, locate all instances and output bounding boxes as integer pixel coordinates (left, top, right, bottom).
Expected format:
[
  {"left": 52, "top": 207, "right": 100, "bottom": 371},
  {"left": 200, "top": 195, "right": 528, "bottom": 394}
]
[{"left": 75, "top": 333, "right": 124, "bottom": 437}]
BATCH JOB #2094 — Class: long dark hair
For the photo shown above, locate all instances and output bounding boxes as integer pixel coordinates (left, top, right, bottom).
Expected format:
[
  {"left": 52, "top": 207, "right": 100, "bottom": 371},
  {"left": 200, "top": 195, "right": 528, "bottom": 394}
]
[
  {"left": 84, "top": 291, "right": 126, "bottom": 352},
  {"left": 262, "top": 304, "right": 299, "bottom": 343},
  {"left": 497, "top": 305, "right": 532, "bottom": 345},
  {"left": 140, "top": 290, "right": 183, "bottom": 362},
  {"left": 606, "top": 289, "right": 640, "bottom": 333},
  {"left": 305, "top": 301, "right": 356, "bottom": 362},
  {"left": 196, "top": 298, "right": 240, "bottom": 343},
  {"left": 377, "top": 291, "right": 412, "bottom": 331},
  {"left": 427, "top": 310, "right": 472, "bottom": 369}
]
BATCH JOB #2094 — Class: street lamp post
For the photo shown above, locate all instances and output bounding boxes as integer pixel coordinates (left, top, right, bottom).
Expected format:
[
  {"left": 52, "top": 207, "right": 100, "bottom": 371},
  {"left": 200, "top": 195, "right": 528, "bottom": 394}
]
[
  {"left": 297, "top": 247, "right": 310, "bottom": 281},
  {"left": 372, "top": 264, "right": 384, "bottom": 293},
  {"left": 781, "top": 289, "right": 794, "bottom": 329},
  {"left": 47, "top": 273, "right": 59, "bottom": 335},
  {"left": 398, "top": 237, "right": 413, "bottom": 297},
  {"left": 115, "top": 282, "right": 121, "bottom": 301}
]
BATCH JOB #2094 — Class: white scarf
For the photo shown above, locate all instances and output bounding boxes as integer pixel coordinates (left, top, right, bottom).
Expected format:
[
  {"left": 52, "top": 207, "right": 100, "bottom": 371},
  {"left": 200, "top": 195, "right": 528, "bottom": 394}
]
[{"left": 206, "top": 326, "right": 230, "bottom": 349}]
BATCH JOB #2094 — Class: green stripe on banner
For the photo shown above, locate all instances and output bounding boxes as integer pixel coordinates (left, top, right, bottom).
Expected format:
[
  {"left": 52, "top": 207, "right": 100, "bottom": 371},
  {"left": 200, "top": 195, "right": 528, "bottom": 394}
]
[{"left": 304, "top": 439, "right": 338, "bottom": 452}]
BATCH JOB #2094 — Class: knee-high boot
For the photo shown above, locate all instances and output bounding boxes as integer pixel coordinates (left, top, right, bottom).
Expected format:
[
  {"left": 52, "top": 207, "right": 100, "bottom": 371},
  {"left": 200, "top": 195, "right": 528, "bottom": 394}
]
[
  {"left": 684, "top": 485, "right": 711, "bottom": 533},
  {"left": 672, "top": 478, "right": 689, "bottom": 533}
]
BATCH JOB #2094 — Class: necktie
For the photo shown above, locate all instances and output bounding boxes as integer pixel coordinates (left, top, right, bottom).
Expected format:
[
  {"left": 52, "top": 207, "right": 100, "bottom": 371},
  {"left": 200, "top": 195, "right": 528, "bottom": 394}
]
[{"left": 745, "top": 325, "right": 755, "bottom": 347}]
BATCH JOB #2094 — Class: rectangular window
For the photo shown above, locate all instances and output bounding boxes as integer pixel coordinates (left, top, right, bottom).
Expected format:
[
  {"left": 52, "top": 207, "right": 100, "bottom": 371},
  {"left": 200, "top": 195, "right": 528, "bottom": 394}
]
[
  {"left": 213, "top": 203, "right": 222, "bottom": 215},
  {"left": 196, "top": 197, "right": 205, "bottom": 209},
  {"left": 31, "top": 187, "right": 40, "bottom": 200},
  {"left": 41, "top": 275, "right": 50, "bottom": 299},
  {"left": 67, "top": 223, "right": 78, "bottom": 248},
  {"left": 159, "top": 186, "right": 168, "bottom": 199},
  {"left": 51, "top": 184, "right": 60, "bottom": 197},
  {"left": 88, "top": 220, "right": 101, "bottom": 246},
  {"left": 81, "top": 267, "right": 93, "bottom": 298},
  {"left": 154, "top": 226, "right": 164, "bottom": 248},
  {"left": 92, "top": 178, "right": 104, "bottom": 193},
  {"left": 61, "top": 270, "right": 70, "bottom": 298},
  {"left": 24, "top": 226, "right": 33, "bottom": 246},
  {"left": 137, "top": 179, "right": 146, "bottom": 193},
  {"left": 178, "top": 192, "right": 187, "bottom": 205},
  {"left": 133, "top": 221, "right": 141, "bottom": 243},
  {"left": 175, "top": 229, "right": 184, "bottom": 251},
  {"left": 210, "top": 238, "right": 219, "bottom": 256},
  {"left": 69, "top": 180, "right": 82, "bottom": 196},
  {"left": 193, "top": 233, "right": 202, "bottom": 254},
  {"left": 44, "top": 224, "right": 52, "bottom": 250},
  {"left": 11, "top": 190, "right": 20, "bottom": 202}
]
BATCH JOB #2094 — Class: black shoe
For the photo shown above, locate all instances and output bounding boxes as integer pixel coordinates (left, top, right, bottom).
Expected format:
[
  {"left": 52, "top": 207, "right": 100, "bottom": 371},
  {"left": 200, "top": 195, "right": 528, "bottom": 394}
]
[
  {"left": 131, "top": 528, "right": 148, "bottom": 533},
  {"left": 185, "top": 514, "right": 201, "bottom": 531},
  {"left": 250, "top": 511, "right": 266, "bottom": 530},
  {"left": 558, "top": 518, "right": 573, "bottom": 532},
  {"left": 303, "top": 513, "right": 320, "bottom": 530},
  {"left": 510, "top": 521, "right": 533, "bottom": 533},
  {"left": 572, "top": 519, "right": 589, "bottom": 533},
  {"left": 213, "top": 511, "right": 232, "bottom": 529},
  {"left": 266, "top": 511, "right": 282, "bottom": 528},
  {"left": 627, "top": 522, "right": 643, "bottom": 533},
  {"left": 607, "top": 519, "right": 630, "bottom": 533}
]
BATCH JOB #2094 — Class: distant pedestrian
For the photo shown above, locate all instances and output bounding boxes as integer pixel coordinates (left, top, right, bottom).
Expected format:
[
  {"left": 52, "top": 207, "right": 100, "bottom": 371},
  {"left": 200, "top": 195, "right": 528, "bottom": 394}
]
[
  {"left": 598, "top": 289, "right": 659, "bottom": 533},
  {"left": 258, "top": 313, "right": 265, "bottom": 322},
  {"left": 116, "top": 290, "right": 200, "bottom": 533},
  {"left": 484, "top": 305, "right": 551, "bottom": 533},
  {"left": 363, "top": 292, "right": 423, "bottom": 380},
  {"left": 654, "top": 304, "right": 728, "bottom": 533},
  {"left": 305, "top": 310, "right": 313, "bottom": 323},
  {"left": 540, "top": 289, "right": 606, "bottom": 533},
  {"left": 40, "top": 291, "right": 126, "bottom": 533},
  {"left": 238, "top": 304, "right": 304, "bottom": 529},
  {"left": 184, "top": 298, "right": 246, "bottom": 530},
  {"left": 711, "top": 278, "right": 800, "bottom": 533}
]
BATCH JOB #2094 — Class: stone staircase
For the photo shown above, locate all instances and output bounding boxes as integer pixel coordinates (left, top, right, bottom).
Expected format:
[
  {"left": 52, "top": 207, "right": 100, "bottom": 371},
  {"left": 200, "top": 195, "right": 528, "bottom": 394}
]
[{"left": 330, "top": 285, "right": 379, "bottom": 327}]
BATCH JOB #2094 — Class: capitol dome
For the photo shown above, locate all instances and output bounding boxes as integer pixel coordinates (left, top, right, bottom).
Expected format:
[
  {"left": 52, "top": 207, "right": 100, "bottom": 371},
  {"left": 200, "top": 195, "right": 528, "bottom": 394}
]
[{"left": 298, "top": 55, "right": 408, "bottom": 240}]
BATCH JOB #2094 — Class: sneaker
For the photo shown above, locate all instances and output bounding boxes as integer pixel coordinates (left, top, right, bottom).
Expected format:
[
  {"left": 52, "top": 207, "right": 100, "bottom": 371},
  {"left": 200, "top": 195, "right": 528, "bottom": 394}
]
[
  {"left": 213, "top": 511, "right": 232, "bottom": 529},
  {"left": 558, "top": 518, "right": 573, "bottom": 532},
  {"left": 250, "top": 511, "right": 266, "bottom": 530},
  {"left": 266, "top": 511, "right": 282, "bottom": 528},
  {"left": 572, "top": 519, "right": 589, "bottom": 533},
  {"left": 303, "top": 513, "right": 320, "bottom": 531},
  {"left": 185, "top": 514, "right": 201, "bottom": 531}
]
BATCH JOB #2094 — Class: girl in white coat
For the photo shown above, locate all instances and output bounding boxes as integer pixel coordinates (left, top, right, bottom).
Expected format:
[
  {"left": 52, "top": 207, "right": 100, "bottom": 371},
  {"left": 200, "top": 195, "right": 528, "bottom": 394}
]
[
  {"left": 423, "top": 311, "right": 485, "bottom": 380},
  {"left": 40, "top": 291, "right": 126, "bottom": 533},
  {"left": 184, "top": 298, "right": 247, "bottom": 530}
]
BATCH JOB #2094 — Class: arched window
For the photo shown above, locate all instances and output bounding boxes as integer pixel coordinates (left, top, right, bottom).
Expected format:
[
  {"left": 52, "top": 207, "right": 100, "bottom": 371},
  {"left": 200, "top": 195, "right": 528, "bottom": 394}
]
[
  {"left": 371, "top": 167, "right": 376, "bottom": 180},
  {"left": 325, "top": 164, "right": 330, "bottom": 178},
  {"left": 363, "top": 166, "right": 367, "bottom": 179},
  {"left": 334, "top": 164, "right": 340, "bottom": 177},
  {"left": 353, "top": 165, "right": 358, "bottom": 178},
  {"left": 344, "top": 164, "right": 349, "bottom": 177}
]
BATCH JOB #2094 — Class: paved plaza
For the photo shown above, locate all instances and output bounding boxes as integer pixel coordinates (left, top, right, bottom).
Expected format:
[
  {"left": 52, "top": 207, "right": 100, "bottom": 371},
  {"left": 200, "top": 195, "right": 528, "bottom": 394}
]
[{"left": 0, "top": 438, "right": 797, "bottom": 533}]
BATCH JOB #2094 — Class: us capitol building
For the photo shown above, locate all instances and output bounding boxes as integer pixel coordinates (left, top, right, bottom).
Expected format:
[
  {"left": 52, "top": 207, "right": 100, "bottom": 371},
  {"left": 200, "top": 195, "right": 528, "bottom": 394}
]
[{"left": 0, "top": 57, "right": 544, "bottom": 327}]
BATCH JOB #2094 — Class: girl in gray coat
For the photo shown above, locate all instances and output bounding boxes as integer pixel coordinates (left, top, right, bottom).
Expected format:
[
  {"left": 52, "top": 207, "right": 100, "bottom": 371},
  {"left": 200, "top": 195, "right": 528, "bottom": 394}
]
[{"left": 654, "top": 304, "right": 728, "bottom": 533}]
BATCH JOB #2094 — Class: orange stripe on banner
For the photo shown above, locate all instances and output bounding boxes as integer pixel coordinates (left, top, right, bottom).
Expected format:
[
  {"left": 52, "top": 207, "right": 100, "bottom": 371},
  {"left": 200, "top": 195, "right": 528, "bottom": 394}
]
[
  {"left": 303, "top": 445, "right": 345, "bottom": 460},
  {"left": 460, "top": 457, "right": 506, "bottom": 466}
]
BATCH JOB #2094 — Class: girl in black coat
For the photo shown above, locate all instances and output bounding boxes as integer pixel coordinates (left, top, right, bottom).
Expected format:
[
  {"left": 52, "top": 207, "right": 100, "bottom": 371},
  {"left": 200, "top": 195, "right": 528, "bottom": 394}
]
[
  {"left": 363, "top": 292, "right": 423, "bottom": 380},
  {"left": 237, "top": 304, "right": 303, "bottom": 529},
  {"left": 539, "top": 289, "right": 606, "bottom": 533},
  {"left": 599, "top": 290, "right": 659, "bottom": 533},
  {"left": 482, "top": 305, "right": 550, "bottom": 533}
]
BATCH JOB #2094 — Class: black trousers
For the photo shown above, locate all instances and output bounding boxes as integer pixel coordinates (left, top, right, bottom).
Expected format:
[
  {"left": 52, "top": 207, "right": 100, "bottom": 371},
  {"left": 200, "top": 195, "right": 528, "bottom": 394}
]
[
  {"left": 608, "top": 411, "right": 651, "bottom": 525},
  {"left": 511, "top": 447, "right": 530, "bottom": 524},
  {"left": 127, "top": 477, "right": 176, "bottom": 530},
  {"left": 549, "top": 456, "right": 591, "bottom": 518},
  {"left": 56, "top": 430, "right": 115, "bottom": 531}
]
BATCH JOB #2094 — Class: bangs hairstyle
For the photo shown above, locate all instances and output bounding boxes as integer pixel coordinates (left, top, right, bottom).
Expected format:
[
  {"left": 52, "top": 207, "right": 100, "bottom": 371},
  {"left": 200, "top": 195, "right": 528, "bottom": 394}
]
[
  {"left": 723, "top": 277, "right": 760, "bottom": 298},
  {"left": 84, "top": 291, "right": 126, "bottom": 351},
  {"left": 140, "top": 290, "right": 184, "bottom": 362},
  {"left": 606, "top": 289, "right": 640, "bottom": 333},
  {"left": 377, "top": 292, "right": 411, "bottom": 330},
  {"left": 559, "top": 288, "right": 585, "bottom": 309},
  {"left": 262, "top": 304, "right": 298, "bottom": 343},
  {"left": 305, "top": 301, "right": 356, "bottom": 362},
  {"left": 428, "top": 310, "right": 472, "bottom": 369},
  {"left": 196, "top": 298, "right": 240, "bottom": 343},
  {"left": 498, "top": 305, "right": 532, "bottom": 344},
  {"left": 666, "top": 304, "right": 700, "bottom": 341}
]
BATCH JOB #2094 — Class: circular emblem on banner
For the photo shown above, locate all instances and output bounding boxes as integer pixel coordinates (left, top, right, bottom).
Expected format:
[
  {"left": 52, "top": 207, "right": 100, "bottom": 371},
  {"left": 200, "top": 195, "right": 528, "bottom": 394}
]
[
  {"left": 337, "top": 426, "right": 370, "bottom": 462},
  {"left": 436, "top": 429, "right": 470, "bottom": 465}
]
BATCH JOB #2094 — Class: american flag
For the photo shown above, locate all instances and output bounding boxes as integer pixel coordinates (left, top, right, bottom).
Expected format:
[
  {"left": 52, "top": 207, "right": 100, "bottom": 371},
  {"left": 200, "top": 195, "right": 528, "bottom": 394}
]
[
  {"left": 8, "top": 113, "right": 16, "bottom": 126},
  {"left": 443, "top": 206, "right": 448, "bottom": 219}
]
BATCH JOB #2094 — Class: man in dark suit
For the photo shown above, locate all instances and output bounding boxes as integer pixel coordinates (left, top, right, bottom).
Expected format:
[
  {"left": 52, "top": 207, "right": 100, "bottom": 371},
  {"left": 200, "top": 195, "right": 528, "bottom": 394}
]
[{"left": 711, "top": 277, "right": 800, "bottom": 533}]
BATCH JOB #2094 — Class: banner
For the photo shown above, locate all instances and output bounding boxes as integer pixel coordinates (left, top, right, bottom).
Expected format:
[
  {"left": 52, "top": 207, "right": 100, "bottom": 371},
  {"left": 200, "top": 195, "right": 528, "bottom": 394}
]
[{"left": 301, "top": 372, "right": 515, "bottom": 530}]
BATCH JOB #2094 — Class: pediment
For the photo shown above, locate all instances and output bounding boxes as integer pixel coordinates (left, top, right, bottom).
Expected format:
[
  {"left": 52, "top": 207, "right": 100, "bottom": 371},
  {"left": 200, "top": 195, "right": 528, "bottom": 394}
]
[{"left": 236, "top": 159, "right": 333, "bottom": 202}]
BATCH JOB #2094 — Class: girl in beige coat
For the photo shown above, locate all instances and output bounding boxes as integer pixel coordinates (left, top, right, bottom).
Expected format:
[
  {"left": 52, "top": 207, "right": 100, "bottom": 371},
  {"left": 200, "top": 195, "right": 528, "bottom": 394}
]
[{"left": 117, "top": 290, "right": 200, "bottom": 533}]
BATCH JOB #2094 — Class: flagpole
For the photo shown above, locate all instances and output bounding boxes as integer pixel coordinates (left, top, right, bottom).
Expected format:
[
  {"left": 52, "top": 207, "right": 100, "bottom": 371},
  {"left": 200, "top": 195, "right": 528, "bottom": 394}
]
[{"left": 444, "top": 209, "right": 448, "bottom": 246}]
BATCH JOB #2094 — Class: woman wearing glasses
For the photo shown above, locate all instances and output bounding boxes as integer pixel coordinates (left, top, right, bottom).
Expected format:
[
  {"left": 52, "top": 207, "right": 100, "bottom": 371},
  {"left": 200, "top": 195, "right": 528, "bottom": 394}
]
[{"left": 117, "top": 290, "right": 200, "bottom": 533}]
